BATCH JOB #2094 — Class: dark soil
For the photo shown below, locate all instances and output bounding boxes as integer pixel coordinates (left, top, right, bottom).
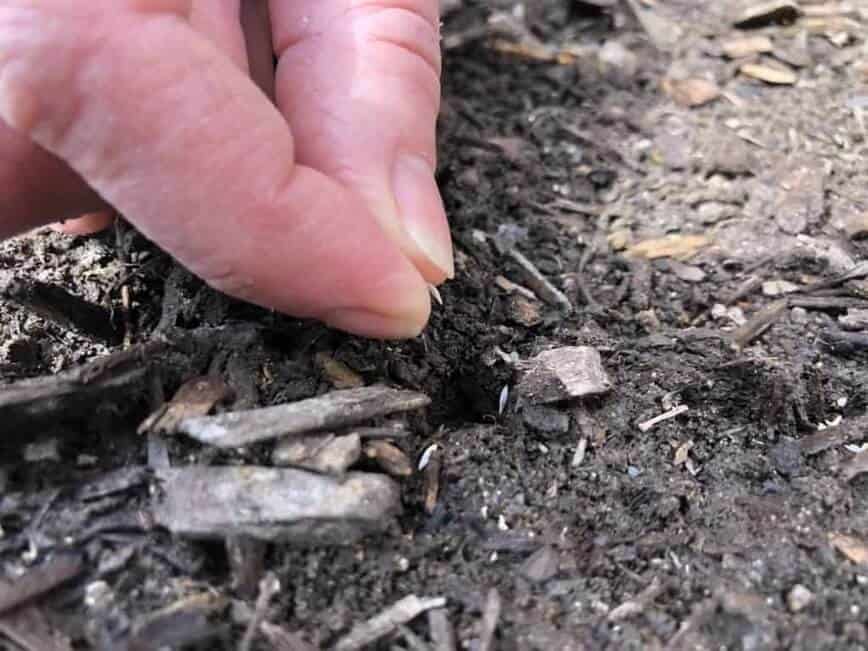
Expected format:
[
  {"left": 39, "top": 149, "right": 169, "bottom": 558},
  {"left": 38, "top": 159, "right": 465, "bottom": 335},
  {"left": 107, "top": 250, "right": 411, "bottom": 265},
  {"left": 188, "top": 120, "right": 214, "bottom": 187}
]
[{"left": 1, "top": 1, "right": 868, "bottom": 649}]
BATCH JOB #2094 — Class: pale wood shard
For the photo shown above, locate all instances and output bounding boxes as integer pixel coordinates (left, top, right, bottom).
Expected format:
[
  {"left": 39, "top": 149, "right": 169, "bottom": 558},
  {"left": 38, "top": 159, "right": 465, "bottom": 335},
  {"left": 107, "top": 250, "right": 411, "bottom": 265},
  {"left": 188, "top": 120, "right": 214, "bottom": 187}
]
[
  {"left": 478, "top": 589, "right": 502, "bottom": 651},
  {"left": 334, "top": 595, "right": 447, "bottom": 651},
  {"left": 272, "top": 433, "right": 361, "bottom": 475},
  {"left": 740, "top": 62, "right": 798, "bottom": 84},
  {"left": 517, "top": 346, "right": 612, "bottom": 404},
  {"left": 177, "top": 385, "right": 430, "bottom": 448},
  {"left": 153, "top": 466, "right": 401, "bottom": 545},
  {"left": 138, "top": 375, "right": 233, "bottom": 434},
  {"left": 363, "top": 440, "right": 414, "bottom": 477}
]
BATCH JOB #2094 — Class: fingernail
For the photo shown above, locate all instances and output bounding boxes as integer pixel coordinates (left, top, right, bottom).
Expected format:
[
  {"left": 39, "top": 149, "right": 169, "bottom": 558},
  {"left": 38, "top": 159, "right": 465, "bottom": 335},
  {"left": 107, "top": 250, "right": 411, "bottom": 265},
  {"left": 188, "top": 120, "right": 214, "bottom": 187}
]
[
  {"left": 322, "top": 307, "right": 428, "bottom": 340},
  {"left": 393, "top": 154, "right": 455, "bottom": 279}
]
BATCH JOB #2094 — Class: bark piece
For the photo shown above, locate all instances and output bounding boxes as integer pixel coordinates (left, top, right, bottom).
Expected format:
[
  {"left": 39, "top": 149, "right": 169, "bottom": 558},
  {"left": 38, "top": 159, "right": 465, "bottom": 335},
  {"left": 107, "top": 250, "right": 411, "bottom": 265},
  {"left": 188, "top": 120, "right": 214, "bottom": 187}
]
[
  {"left": 516, "top": 347, "right": 612, "bottom": 404},
  {"left": 177, "top": 386, "right": 430, "bottom": 448},
  {"left": 153, "top": 466, "right": 401, "bottom": 545},
  {"left": 0, "top": 553, "right": 83, "bottom": 616}
]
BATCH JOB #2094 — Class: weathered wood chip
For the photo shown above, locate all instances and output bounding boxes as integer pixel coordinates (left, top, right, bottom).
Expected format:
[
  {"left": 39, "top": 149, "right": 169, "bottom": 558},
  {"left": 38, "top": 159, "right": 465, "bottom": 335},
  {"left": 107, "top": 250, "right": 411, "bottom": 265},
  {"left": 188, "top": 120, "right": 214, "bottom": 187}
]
[
  {"left": 662, "top": 77, "right": 721, "bottom": 107},
  {"left": 363, "top": 440, "right": 414, "bottom": 477},
  {"left": 740, "top": 61, "right": 798, "bottom": 84},
  {"left": 334, "top": 595, "right": 447, "bottom": 651},
  {"left": 139, "top": 375, "right": 233, "bottom": 434},
  {"left": 478, "top": 589, "right": 502, "bottom": 651},
  {"left": 427, "top": 608, "right": 456, "bottom": 651},
  {"left": 520, "top": 545, "right": 560, "bottom": 583},
  {"left": 828, "top": 533, "right": 868, "bottom": 565},
  {"left": 0, "top": 552, "right": 83, "bottom": 615},
  {"left": 733, "top": 1, "right": 800, "bottom": 28},
  {"left": 517, "top": 346, "right": 612, "bottom": 405},
  {"left": 731, "top": 299, "right": 789, "bottom": 349},
  {"left": 841, "top": 449, "right": 868, "bottom": 482},
  {"left": 721, "top": 35, "right": 774, "bottom": 58},
  {"left": 153, "top": 466, "right": 401, "bottom": 545},
  {"left": 126, "top": 592, "right": 229, "bottom": 650},
  {"left": 177, "top": 385, "right": 430, "bottom": 448},
  {"left": 772, "top": 157, "right": 825, "bottom": 234},
  {"left": 625, "top": 234, "right": 711, "bottom": 260},
  {"left": 0, "top": 606, "right": 73, "bottom": 651},
  {"left": 260, "top": 622, "right": 318, "bottom": 651},
  {"left": 272, "top": 433, "right": 361, "bottom": 475}
]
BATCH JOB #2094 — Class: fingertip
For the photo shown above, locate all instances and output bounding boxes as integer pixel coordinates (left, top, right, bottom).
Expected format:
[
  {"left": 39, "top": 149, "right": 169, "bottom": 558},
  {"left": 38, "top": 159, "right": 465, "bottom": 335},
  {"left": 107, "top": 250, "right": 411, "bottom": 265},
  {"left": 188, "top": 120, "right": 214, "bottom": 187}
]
[
  {"left": 320, "top": 281, "right": 431, "bottom": 340},
  {"left": 51, "top": 211, "right": 113, "bottom": 235}
]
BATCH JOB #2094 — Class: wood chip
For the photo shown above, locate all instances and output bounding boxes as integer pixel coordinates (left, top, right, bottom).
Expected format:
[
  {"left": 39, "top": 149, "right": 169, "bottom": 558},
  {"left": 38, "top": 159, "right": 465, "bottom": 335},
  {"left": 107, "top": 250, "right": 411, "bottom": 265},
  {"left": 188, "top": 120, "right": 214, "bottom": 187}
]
[
  {"left": 363, "top": 440, "right": 414, "bottom": 477},
  {"left": 520, "top": 545, "right": 560, "bottom": 583},
  {"left": 333, "top": 595, "right": 447, "bottom": 651},
  {"left": 740, "top": 62, "right": 798, "bottom": 84},
  {"left": 662, "top": 77, "right": 721, "bottom": 107},
  {"left": 315, "top": 353, "right": 364, "bottom": 389},
  {"left": 841, "top": 449, "right": 868, "bottom": 482},
  {"left": 138, "top": 375, "right": 233, "bottom": 434},
  {"left": 126, "top": 592, "right": 229, "bottom": 650},
  {"left": 674, "top": 440, "right": 694, "bottom": 466},
  {"left": 177, "top": 385, "right": 430, "bottom": 448},
  {"left": 260, "top": 623, "right": 318, "bottom": 651},
  {"left": 516, "top": 346, "right": 612, "bottom": 405},
  {"left": 721, "top": 35, "right": 774, "bottom": 58},
  {"left": 733, "top": 1, "right": 800, "bottom": 28},
  {"left": 625, "top": 234, "right": 711, "bottom": 260},
  {"left": 477, "top": 589, "right": 502, "bottom": 651},
  {"left": 427, "top": 608, "right": 456, "bottom": 651},
  {"left": 0, "top": 606, "right": 73, "bottom": 651},
  {"left": 828, "top": 533, "right": 868, "bottom": 565},
  {"left": 0, "top": 552, "right": 83, "bottom": 615},
  {"left": 226, "top": 535, "right": 266, "bottom": 599},
  {"left": 272, "top": 433, "right": 361, "bottom": 475},
  {"left": 153, "top": 466, "right": 401, "bottom": 545}
]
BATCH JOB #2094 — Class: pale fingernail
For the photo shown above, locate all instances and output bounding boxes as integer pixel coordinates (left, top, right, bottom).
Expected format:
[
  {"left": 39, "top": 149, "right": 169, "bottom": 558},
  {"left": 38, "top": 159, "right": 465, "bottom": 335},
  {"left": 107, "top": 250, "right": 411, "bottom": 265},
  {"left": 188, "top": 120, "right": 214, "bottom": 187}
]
[
  {"left": 393, "top": 154, "right": 455, "bottom": 279},
  {"left": 322, "top": 307, "right": 428, "bottom": 340}
]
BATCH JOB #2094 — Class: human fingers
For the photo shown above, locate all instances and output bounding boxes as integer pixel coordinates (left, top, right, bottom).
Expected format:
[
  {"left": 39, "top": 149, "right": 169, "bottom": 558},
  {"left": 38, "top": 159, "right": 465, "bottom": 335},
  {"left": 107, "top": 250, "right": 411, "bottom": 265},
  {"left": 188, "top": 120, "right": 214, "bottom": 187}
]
[
  {"left": 0, "top": 0, "right": 431, "bottom": 338},
  {"left": 269, "top": 0, "right": 454, "bottom": 284}
]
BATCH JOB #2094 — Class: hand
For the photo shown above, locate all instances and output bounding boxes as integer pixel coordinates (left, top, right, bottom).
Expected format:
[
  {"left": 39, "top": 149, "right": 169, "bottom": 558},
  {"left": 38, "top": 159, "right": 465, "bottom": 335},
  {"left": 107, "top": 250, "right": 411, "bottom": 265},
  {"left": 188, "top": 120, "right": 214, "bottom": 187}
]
[{"left": 0, "top": 0, "right": 453, "bottom": 339}]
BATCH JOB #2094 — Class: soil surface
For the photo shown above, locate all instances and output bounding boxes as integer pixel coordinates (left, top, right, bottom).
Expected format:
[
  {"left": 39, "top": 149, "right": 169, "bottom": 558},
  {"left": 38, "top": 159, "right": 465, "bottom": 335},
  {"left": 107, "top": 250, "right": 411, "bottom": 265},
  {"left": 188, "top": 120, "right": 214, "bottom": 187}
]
[{"left": 1, "top": 1, "right": 868, "bottom": 649}]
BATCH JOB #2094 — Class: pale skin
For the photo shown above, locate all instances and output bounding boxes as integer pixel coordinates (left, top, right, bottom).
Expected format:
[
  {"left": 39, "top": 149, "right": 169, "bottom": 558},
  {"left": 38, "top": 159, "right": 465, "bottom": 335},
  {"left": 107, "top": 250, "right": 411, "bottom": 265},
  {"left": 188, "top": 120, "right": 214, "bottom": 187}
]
[{"left": 0, "top": 0, "right": 454, "bottom": 339}]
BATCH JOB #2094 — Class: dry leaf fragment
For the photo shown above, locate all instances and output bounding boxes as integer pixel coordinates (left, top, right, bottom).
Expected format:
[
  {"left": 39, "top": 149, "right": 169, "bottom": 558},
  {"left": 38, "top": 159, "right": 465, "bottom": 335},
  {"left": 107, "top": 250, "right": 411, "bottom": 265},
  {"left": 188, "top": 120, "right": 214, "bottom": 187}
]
[
  {"left": 721, "top": 35, "right": 774, "bottom": 58},
  {"left": 315, "top": 353, "right": 364, "bottom": 389},
  {"left": 674, "top": 440, "right": 694, "bottom": 466},
  {"left": 626, "top": 234, "right": 711, "bottom": 260},
  {"left": 662, "top": 77, "right": 721, "bottom": 107},
  {"left": 829, "top": 533, "right": 868, "bottom": 565},
  {"left": 740, "top": 62, "right": 798, "bottom": 84}
]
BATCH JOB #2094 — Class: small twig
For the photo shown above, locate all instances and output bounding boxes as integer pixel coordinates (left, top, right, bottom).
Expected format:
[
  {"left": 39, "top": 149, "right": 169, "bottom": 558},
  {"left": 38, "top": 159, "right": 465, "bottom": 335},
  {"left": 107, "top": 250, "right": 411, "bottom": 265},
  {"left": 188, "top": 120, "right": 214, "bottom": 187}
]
[
  {"left": 334, "top": 595, "right": 446, "bottom": 651},
  {"left": 478, "top": 589, "right": 502, "bottom": 651},
  {"left": 638, "top": 405, "right": 688, "bottom": 433},
  {"left": 507, "top": 248, "right": 573, "bottom": 314},
  {"left": 731, "top": 299, "right": 789, "bottom": 349},
  {"left": 238, "top": 573, "right": 280, "bottom": 651}
]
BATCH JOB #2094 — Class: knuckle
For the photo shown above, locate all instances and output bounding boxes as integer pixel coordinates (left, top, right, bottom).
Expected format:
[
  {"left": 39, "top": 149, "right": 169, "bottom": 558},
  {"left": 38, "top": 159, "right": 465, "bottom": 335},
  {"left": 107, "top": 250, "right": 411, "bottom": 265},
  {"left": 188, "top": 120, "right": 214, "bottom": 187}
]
[{"left": 359, "top": 4, "right": 443, "bottom": 80}]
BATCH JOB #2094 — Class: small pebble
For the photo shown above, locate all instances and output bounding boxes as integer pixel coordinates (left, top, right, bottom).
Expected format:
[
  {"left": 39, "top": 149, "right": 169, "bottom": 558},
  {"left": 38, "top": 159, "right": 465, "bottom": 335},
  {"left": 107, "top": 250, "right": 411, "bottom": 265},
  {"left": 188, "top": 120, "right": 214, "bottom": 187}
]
[{"left": 787, "top": 584, "right": 814, "bottom": 612}]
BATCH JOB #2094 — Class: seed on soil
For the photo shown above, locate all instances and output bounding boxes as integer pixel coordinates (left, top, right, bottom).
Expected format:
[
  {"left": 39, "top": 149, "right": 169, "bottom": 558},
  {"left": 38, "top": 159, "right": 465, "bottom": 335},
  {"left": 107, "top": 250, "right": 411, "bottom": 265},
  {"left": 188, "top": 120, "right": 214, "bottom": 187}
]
[
  {"left": 272, "top": 433, "right": 361, "bottom": 475},
  {"left": 516, "top": 346, "right": 612, "bottom": 405},
  {"left": 138, "top": 375, "right": 233, "bottom": 435},
  {"left": 762, "top": 280, "right": 800, "bottom": 296},
  {"left": 333, "top": 594, "right": 446, "bottom": 651},
  {"left": 176, "top": 385, "right": 430, "bottom": 448},
  {"left": 363, "top": 440, "right": 414, "bottom": 477},
  {"left": 152, "top": 466, "right": 401, "bottom": 545}
]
